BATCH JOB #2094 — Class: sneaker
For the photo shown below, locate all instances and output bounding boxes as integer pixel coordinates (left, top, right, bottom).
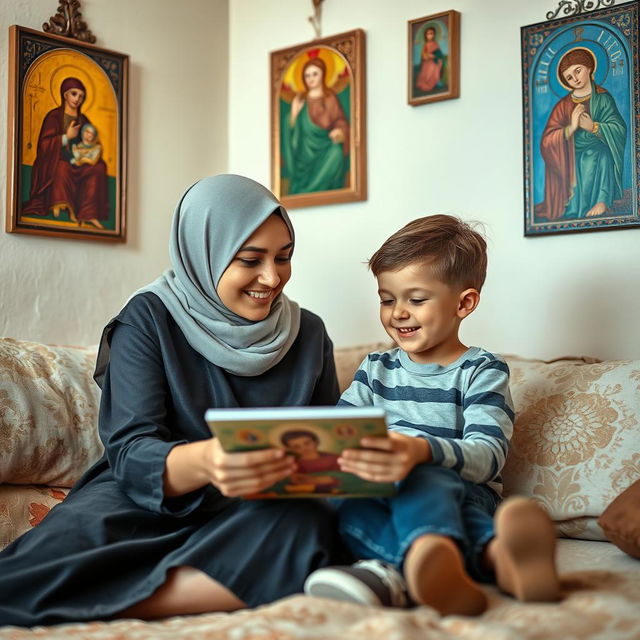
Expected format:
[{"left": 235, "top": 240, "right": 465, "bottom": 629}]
[{"left": 304, "top": 559, "right": 409, "bottom": 607}]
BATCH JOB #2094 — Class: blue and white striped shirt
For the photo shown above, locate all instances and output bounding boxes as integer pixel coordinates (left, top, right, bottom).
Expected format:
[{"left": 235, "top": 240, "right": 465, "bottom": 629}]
[{"left": 338, "top": 346, "right": 514, "bottom": 495}]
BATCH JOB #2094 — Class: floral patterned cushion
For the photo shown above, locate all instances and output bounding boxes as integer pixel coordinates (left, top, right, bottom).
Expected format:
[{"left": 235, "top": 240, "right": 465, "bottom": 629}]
[
  {"left": 503, "top": 356, "right": 640, "bottom": 540},
  {"left": 0, "top": 485, "right": 68, "bottom": 551},
  {"left": 0, "top": 338, "right": 103, "bottom": 488}
]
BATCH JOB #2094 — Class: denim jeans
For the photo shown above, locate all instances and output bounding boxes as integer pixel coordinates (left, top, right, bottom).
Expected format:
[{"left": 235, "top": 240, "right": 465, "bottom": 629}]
[{"left": 336, "top": 464, "right": 500, "bottom": 582}]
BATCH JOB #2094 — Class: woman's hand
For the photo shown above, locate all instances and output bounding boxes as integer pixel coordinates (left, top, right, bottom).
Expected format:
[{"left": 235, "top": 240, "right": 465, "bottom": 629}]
[
  {"left": 291, "top": 94, "right": 304, "bottom": 125},
  {"left": 569, "top": 104, "right": 584, "bottom": 135},
  {"left": 578, "top": 111, "right": 594, "bottom": 132},
  {"left": 329, "top": 128, "right": 344, "bottom": 143},
  {"left": 204, "top": 438, "right": 296, "bottom": 497},
  {"left": 338, "top": 432, "right": 431, "bottom": 483},
  {"left": 66, "top": 119, "right": 80, "bottom": 140}
]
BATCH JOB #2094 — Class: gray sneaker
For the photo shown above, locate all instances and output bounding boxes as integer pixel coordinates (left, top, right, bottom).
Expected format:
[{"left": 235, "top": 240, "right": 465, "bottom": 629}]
[{"left": 304, "top": 559, "right": 409, "bottom": 608}]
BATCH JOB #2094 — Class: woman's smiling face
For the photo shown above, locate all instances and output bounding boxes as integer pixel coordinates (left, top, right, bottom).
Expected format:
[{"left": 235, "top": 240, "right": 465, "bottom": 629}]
[{"left": 216, "top": 214, "right": 293, "bottom": 321}]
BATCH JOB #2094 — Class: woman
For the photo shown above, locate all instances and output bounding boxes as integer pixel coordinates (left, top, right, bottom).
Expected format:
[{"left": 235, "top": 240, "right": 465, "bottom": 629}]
[
  {"left": 23, "top": 76, "right": 109, "bottom": 229},
  {"left": 535, "top": 48, "right": 626, "bottom": 221},
  {"left": 282, "top": 57, "right": 350, "bottom": 195},
  {"left": 0, "top": 174, "right": 343, "bottom": 626},
  {"left": 415, "top": 27, "right": 444, "bottom": 93}
]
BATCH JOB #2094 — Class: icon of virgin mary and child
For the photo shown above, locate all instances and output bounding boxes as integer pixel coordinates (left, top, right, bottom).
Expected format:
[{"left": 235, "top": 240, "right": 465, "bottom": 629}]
[{"left": 23, "top": 77, "right": 110, "bottom": 230}]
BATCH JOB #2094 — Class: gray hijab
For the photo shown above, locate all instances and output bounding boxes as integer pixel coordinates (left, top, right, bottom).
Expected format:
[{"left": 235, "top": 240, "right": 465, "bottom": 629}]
[{"left": 96, "top": 174, "right": 301, "bottom": 382}]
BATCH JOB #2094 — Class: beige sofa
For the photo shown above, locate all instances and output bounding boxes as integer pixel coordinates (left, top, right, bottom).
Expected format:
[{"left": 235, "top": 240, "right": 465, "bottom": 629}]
[{"left": 1, "top": 337, "right": 639, "bottom": 639}]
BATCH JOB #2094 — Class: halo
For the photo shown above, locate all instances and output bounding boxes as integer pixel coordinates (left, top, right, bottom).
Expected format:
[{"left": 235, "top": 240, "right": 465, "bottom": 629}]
[
  {"left": 556, "top": 46, "right": 598, "bottom": 90},
  {"left": 49, "top": 64, "right": 97, "bottom": 112},
  {"left": 282, "top": 46, "right": 347, "bottom": 93},
  {"left": 415, "top": 20, "right": 445, "bottom": 45}
]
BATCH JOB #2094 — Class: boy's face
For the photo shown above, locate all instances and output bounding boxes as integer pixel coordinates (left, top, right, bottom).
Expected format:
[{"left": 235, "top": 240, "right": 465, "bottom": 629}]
[{"left": 376, "top": 262, "right": 471, "bottom": 365}]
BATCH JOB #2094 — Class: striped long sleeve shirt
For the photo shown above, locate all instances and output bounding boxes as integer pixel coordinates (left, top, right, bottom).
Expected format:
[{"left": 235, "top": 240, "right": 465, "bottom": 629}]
[{"left": 338, "top": 346, "right": 514, "bottom": 495}]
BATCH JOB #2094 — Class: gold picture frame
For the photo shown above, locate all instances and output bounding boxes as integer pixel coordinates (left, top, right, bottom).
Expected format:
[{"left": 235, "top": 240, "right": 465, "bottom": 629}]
[
  {"left": 270, "top": 28, "right": 367, "bottom": 209},
  {"left": 408, "top": 10, "right": 460, "bottom": 106},
  {"left": 6, "top": 25, "right": 128, "bottom": 242}
]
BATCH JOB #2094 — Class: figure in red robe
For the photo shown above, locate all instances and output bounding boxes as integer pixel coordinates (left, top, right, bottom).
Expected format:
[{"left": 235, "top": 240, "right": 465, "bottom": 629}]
[{"left": 22, "top": 77, "right": 109, "bottom": 229}]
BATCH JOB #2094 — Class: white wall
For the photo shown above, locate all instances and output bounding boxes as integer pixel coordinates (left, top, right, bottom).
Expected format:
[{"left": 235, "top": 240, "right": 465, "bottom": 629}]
[
  {"left": 0, "top": 0, "right": 229, "bottom": 346},
  {"left": 229, "top": 0, "right": 640, "bottom": 360}
]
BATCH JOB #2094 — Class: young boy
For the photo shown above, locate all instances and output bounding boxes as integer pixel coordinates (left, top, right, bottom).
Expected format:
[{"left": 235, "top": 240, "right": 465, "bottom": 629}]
[{"left": 304, "top": 215, "right": 560, "bottom": 615}]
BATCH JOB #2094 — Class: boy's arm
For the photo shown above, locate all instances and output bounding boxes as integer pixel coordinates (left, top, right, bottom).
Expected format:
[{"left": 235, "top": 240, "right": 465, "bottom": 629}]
[
  {"left": 338, "top": 353, "right": 430, "bottom": 482},
  {"left": 423, "top": 358, "right": 513, "bottom": 484}
]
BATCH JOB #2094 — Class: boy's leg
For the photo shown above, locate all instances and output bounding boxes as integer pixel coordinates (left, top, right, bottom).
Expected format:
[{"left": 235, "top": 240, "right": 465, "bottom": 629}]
[
  {"left": 486, "top": 497, "right": 560, "bottom": 602},
  {"left": 395, "top": 465, "right": 488, "bottom": 615},
  {"left": 305, "top": 498, "right": 409, "bottom": 607}
]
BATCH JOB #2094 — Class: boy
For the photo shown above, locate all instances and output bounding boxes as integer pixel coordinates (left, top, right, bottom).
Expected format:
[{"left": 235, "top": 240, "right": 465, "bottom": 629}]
[{"left": 304, "top": 215, "right": 560, "bottom": 615}]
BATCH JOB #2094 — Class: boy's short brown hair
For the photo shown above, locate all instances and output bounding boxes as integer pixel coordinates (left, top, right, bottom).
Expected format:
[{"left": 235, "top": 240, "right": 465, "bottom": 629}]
[{"left": 368, "top": 214, "right": 487, "bottom": 291}]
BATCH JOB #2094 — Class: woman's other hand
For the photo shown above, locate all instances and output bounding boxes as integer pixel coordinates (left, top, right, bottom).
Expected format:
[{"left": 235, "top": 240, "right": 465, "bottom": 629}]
[
  {"left": 205, "top": 439, "right": 296, "bottom": 497},
  {"left": 164, "top": 438, "right": 295, "bottom": 498},
  {"left": 569, "top": 103, "right": 584, "bottom": 135},
  {"left": 66, "top": 120, "right": 81, "bottom": 140},
  {"left": 578, "top": 111, "right": 594, "bottom": 132}
]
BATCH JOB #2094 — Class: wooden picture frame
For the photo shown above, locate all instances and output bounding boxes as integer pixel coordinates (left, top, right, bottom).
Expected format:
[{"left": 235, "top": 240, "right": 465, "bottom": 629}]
[
  {"left": 6, "top": 25, "right": 128, "bottom": 242},
  {"left": 408, "top": 10, "right": 460, "bottom": 106},
  {"left": 270, "top": 28, "right": 366, "bottom": 209},
  {"left": 522, "top": 1, "right": 639, "bottom": 236}
]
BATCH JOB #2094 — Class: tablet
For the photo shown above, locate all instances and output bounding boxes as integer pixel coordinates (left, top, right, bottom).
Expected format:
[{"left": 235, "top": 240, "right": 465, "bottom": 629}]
[{"left": 205, "top": 406, "right": 396, "bottom": 499}]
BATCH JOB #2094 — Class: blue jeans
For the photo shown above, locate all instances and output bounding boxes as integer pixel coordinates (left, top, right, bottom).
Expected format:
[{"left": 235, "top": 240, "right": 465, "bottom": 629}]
[{"left": 336, "top": 464, "right": 500, "bottom": 582}]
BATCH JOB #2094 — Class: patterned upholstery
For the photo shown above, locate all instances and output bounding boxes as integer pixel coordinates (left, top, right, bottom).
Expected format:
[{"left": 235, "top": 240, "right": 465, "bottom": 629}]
[
  {"left": 1, "top": 338, "right": 640, "bottom": 638},
  {"left": 503, "top": 356, "right": 640, "bottom": 540}
]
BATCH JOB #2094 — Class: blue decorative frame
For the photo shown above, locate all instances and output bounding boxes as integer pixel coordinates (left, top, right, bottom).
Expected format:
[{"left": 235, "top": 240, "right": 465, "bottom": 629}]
[{"left": 522, "top": 1, "right": 639, "bottom": 236}]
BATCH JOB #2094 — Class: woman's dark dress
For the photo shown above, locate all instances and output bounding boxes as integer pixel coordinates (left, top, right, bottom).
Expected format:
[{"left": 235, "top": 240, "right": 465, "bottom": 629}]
[{"left": 0, "top": 293, "right": 342, "bottom": 626}]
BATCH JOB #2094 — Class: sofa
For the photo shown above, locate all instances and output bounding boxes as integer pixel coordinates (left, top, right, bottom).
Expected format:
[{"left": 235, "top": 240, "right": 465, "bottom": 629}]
[{"left": 1, "top": 336, "right": 639, "bottom": 639}]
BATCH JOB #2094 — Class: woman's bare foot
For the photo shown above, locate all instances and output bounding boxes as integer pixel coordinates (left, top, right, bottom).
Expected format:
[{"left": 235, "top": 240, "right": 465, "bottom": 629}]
[
  {"left": 488, "top": 497, "right": 560, "bottom": 602},
  {"left": 84, "top": 218, "right": 105, "bottom": 229},
  {"left": 586, "top": 202, "right": 607, "bottom": 217},
  {"left": 404, "top": 534, "right": 488, "bottom": 616}
]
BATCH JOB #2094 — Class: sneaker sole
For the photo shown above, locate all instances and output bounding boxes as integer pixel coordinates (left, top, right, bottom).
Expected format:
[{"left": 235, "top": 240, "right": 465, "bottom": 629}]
[{"left": 304, "top": 569, "right": 384, "bottom": 607}]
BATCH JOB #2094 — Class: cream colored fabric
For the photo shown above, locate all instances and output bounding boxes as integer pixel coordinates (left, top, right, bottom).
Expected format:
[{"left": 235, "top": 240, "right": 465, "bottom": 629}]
[
  {"left": 0, "top": 338, "right": 103, "bottom": 487},
  {"left": 503, "top": 356, "right": 640, "bottom": 540},
  {"left": 2, "top": 569, "right": 640, "bottom": 640},
  {"left": 333, "top": 341, "right": 391, "bottom": 393}
]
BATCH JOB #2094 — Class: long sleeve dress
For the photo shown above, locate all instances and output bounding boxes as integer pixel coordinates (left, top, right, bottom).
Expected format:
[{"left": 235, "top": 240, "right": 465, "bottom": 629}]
[{"left": 0, "top": 292, "right": 343, "bottom": 627}]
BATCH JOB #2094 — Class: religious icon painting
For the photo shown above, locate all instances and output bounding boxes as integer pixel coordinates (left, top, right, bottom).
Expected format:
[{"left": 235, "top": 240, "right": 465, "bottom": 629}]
[
  {"left": 408, "top": 10, "right": 460, "bottom": 106},
  {"left": 270, "top": 29, "right": 366, "bottom": 209},
  {"left": 522, "top": 1, "right": 640, "bottom": 236},
  {"left": 6, "top": 26, "right": 128, "bottom": 242}
]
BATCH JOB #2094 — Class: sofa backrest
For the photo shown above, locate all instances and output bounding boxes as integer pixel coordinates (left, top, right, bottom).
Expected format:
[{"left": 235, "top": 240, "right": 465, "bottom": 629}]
[{"left": 0, "top": 338, "right": 103, "bottom": 488}]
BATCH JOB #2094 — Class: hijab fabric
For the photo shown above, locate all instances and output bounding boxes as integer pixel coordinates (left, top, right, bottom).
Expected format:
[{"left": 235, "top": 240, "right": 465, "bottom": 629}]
[{"left": 96, "top": 174, "right": 300, "bottom": 382}]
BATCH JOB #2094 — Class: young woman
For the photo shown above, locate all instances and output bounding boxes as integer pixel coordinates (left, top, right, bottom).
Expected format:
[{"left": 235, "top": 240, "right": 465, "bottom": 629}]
[{"left": 0, "top": 174, "right": 343, "bottom": 626}]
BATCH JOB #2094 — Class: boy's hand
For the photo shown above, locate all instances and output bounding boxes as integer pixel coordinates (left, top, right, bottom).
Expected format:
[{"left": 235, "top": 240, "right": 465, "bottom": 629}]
[{"left": 338, "top": 432, "right": 431, "bottom": 483}]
